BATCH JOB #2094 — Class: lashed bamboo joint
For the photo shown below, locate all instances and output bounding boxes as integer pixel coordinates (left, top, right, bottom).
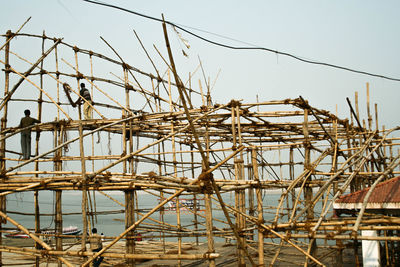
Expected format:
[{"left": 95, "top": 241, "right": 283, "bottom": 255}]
[{"left": 0, "top": 20, "right": 399, "bottom": 267}]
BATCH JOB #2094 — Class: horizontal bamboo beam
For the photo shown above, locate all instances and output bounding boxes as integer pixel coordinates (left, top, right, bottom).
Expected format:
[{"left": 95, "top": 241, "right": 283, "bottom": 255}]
[{"left": 0, "top": 246, "right": 220, "bottom": 260}]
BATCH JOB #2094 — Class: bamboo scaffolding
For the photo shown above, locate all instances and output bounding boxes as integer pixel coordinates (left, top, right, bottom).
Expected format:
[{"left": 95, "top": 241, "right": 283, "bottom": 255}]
[{"left": 1, "top": 26, "right": 400, "bottom": 267}]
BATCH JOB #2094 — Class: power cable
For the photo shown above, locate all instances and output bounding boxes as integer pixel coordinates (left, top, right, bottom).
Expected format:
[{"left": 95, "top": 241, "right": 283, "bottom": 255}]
[{"left": 82, "top": 0, "right": 400, "bottom": 82}]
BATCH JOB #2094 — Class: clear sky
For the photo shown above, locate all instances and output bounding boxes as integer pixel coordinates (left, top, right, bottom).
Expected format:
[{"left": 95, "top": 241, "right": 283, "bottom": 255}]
[{"left": 1, "top": 0, "right": 400, "bottom": 129}]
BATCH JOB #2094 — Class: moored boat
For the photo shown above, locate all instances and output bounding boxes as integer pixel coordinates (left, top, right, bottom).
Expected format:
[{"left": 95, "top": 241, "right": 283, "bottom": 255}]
[{"left": 5, "top": 226, "right": 80, "bottom": 238}]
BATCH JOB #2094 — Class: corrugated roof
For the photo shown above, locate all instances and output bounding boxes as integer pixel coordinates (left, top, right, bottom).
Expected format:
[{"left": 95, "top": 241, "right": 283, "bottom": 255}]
[{"left": 336, "top": 176, "right": 400, "bottom": 204}]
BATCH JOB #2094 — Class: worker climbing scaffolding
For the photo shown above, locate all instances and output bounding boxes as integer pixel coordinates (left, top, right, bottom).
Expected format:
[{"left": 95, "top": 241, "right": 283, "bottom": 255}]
[{"left": 63, "top": 82, "right": 93, "bottom": 120}]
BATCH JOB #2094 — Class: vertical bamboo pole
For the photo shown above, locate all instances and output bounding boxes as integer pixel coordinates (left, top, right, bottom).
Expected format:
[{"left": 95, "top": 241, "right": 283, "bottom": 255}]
[
  {"left": 236, "top": 104, "right": 246, "bottom": 267},
  {"left": 204, "top": 191, "right": 215, "bottom": 267},
  {"left": 302, "top": 108, "right": 316, "bottom": 266},
  {"left": 366, "top": 83, "right": 372, "bottom": 131},
  {"left": 53, "top": 119, "right": 63, "bottom": 267},
  {"left": 206, "top": 79, "right": 212, "bottom": 107},
  {"left": 54, "top": 40, "right": 64, "bottom": 252},
  {"left": 204, "top": 99, "right": 215, "bottom": 267},
  {"left": 374, "top": 103, "right": 379, "bottom": 132},
  {"left": 55, "top": 39, "right": 60, "bottom": 119},
  {"left": 331, "top": 112, "right": 343, "bottom": 266},
  {"left": 161, "top": 142, "right": 167, "bottom": 253},
  {"left": 36, "top": 31, "right": 45, "bottom": 155},
  {"left": 90, "top": 53, "right": 95, "bottom": 173},
  {"left": 168, "top": 70, "right": 182, "bottom": 267},
  {"left": 199, "top": 80, "right": 205, "bottom": 106},
  {"left": 124, "top": 65, "right": 134, "bottom": 175},
  {"left": 283, "top": 145, "right": 291, "bottom": 222},
  {"left": 247, "top": 151, "right": 254, "bottom": 241},
  {"left": 375, "top": 103, "right": 385, "bottom": 171},
  {"left": 382, "top": 125, "right": 387, "bottom": 170},
  {"left": 122, "top": 68, "right": 128, "bottom": 174},
  {"left": 289, "top": 146, "right": 295, "bottom": 216},
  {"left": 347, "top": 124, "right": 355, "bottom": 193},
  {"left": 152, "top": 78, "right": 166, "bottom": 248},
  {"left": 355, "top": 91, "right": 360, "bottom": 127},
  {"left": 75, "top": 49, "right": 89, "bottom": 255},
  {"left": 251, "top": 148, "right": 264, "bottom": 266},
  {"left": 383, "top": 230, "right": 389, "bottom": 266},
  {"left": 33, "top": 31, "right": 46, "bottom": 267},
  {"left": 230, "top": 104, "right": 241, "bottom": 264},
  {"left": 354, "top": 91, "right": 362, "bottom": 190},
  {"left": 366, "top": 83, "right": 375, "bottom": 175},
  {"left": 0, "top": 30, "right": 12, "bottom": 267},
  {"left": 55, "top": 190, "right": 62, "bottom": 267},
  {"left": 34, "top": 191, "right": 40, "bottom": 266},
  {"left": 191, "top": 150, "right": 199, "bottom": 245},
  {"left": 87, "top": 191, "right": 94, "bottom": 229},
  {"left": 0, "top": 30, "right": 11, "bottom": 170},
  {"left": 125, "top": 190, "right": 135, "bottom": 266}
]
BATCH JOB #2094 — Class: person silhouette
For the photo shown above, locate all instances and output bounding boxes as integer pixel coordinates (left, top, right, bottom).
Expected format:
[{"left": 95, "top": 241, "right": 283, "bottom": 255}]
[
  {"left": 19, "top": 109, "right": 40, "bottom": 160},
  {"left": 89, "top": 228, "right": 104, "bottom": 266},
  {"left": 75, "top": 83, "right": 93, "bottom": 119}
]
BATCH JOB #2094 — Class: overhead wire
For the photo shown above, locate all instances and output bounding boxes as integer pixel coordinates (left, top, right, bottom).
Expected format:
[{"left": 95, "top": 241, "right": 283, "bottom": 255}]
[{"left": 82, "top": 0, "right": 400, "bottom": 82}]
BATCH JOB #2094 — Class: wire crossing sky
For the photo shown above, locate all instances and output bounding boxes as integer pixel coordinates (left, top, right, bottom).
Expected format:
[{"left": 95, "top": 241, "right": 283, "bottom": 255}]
[{"left": 82, "top": 0, "right": 400, "bottom": 82}]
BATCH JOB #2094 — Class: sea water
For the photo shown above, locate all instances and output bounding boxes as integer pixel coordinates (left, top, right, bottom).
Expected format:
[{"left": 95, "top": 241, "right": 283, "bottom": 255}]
[{"left": 4, "top": 189, "right": 330, "bottom": 243}]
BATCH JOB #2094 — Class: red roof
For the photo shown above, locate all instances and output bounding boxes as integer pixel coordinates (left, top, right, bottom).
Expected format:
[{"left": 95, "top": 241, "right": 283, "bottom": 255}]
[{"left": 336, "top": 176, "right": 400, "bottom": 204}]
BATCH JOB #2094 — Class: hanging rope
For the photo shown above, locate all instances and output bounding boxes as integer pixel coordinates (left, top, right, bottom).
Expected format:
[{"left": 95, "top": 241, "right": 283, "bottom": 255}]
[
  {"left": 62, "top": 124, "right": 69, "bottom": 153},
  {"left": 96, "top": 130, "right": 101, "bottom": 144},
  {"left": 108, "top": 131, "right": 112, "bottom": 162}
]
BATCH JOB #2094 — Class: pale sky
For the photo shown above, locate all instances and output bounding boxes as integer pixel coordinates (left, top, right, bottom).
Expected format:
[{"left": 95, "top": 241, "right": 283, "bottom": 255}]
[{"left": 1, "top": 0, "right": 400, "bottom": 129}]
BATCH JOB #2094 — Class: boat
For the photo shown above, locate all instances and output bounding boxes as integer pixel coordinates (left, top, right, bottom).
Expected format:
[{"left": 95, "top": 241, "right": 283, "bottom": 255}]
[
  {"left": 42, "top": 226, "right": 81, "bottom": 236},
  {"left": 5, "top": 226, "right": 81, "bottom": 238},
  {"left": 4, "top": 232, "right": 29, "bottom": 238}
]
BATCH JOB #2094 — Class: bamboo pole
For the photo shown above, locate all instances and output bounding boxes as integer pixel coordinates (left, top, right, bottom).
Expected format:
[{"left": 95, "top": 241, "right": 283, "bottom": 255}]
[
  {"left": 204, "top": 191, "right": 215, "bottom": 267},
  {"left": 74, "top": 49, "right": 89, "bottom": 255},
  {"left": 224, "top": 202, "right": 326, "bottom": 266},
  {"left": 167, "top": 69, "right": 183, "bottom": 267},
  {"left": 204, "top": 97, "right": 215, "bottom": 267},
  {"left": 122, "top": 68, "right": 128, "bottom": 174},
  {"left": 161, "top": 15, "right": 208, "bottom": 168},
  {"left": 0, "top": 59, "right": 71, "bottom": 119},
  {"left": 0, "top": 39, "right": 62, "bottom": 111},
  {"left": 0, "top": 29, "right": 12, "bottom": 267},
  {"left": 60, "top": 59, "right": 106, "bottom": 120},
  {"left": 125, "top": 190, "right": 135, "bottom": 266},
  {"left": 0, "top": 210, "right": 74, "bottom": 266},
  {"left": 4, "top": 25, "right": 400, "bottom": 267},
  {"left": 0, "top": 30, "right": 11, "bottom": 171},
  {"left": 33, "top": 190, "right": 40, "bottom": 267},
  {"left": 81, "top": 146, "right": 244, "bottom": 267},
  {"left": 312, "top": 132, "right": 385, "bottom": 232},
  {"left": 0, "top": 17, "right": 31, "bottom": 52},
  {"left": 252, "top": 148, "right": 264, "bottom": 266},
  {"left": 352, "top": 154, "right": 400, "bottom": 233},
  {"left": 6, "top": 115, "right": 140, "bottom": 173},
  {"left": 32, "top": 31, "right": 46, "bottom": 267},
  {"left": 0, "top": 246, "right": 220, "bottom": 260},
  {"left": 100, "top": 36, "right": 155, "bottom": 113},
  {"left": 55, "top": 190, "right": 62, "bottom": 267},
  {"left": 235, "top": 104, "right": 247, "bottom": 267}
]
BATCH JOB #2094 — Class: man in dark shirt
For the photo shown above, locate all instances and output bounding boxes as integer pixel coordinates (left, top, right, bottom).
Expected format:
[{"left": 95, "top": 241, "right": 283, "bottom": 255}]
[
  {"left": 19, "top": 109, "right": 40, "bottom": 160},
  {"left": 75, "top": 83, "right": 93, "bottom": 119}
]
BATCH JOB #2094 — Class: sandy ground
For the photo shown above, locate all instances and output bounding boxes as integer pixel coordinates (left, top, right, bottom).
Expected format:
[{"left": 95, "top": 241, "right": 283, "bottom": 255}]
[{"left": 1, "top": 237, "right": 361, "bottom": 266}]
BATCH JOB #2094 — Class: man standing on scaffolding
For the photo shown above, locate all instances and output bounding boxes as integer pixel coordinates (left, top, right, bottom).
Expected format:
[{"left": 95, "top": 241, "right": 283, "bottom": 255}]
[
  {"left": 19, "top": 109, "right": 40, "bottom": 160},
  {"left": 75, "top": 82, "right": 93, "bottom": 120}
]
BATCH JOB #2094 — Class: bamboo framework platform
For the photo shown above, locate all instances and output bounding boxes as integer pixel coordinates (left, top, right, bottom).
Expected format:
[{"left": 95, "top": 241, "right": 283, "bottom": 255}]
[{"left": 0, "top": 21, "right": 400, "bottom": 266}]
